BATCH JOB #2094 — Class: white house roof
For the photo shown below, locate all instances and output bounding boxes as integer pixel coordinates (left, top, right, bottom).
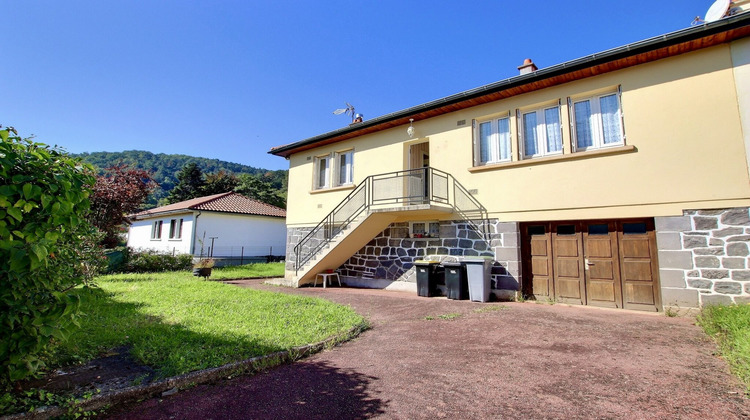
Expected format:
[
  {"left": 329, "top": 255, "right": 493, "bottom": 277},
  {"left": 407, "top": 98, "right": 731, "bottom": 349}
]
[{"left": 129, "top": 192, "right": 286, "bottom": 220}]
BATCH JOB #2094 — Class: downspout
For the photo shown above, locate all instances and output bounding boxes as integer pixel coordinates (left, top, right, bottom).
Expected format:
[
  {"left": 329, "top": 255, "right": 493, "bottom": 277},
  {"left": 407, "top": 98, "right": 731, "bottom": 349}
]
[{"left": 190, "top": 211, "right": 201, "bottom": 256}]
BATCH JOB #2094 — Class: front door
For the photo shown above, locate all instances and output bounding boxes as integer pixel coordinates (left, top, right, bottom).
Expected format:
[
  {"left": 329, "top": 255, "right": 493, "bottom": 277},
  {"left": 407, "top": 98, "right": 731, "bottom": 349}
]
[
  {"left": 521, "top": 219, "right": 660, "bottom": 311},
  {"left": 407, "top": 142, "right": 429, "bottom": 204}
]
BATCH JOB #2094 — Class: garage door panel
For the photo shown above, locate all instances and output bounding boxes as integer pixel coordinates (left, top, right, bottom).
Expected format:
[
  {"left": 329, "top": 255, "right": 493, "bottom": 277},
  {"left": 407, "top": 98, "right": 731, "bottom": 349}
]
[
  {"left": 557, "top": 278, "right": 583, "bottom": 299},
  {"left": 556, "top": 259, "right": 580, "bottom": 278},
  {"left": 624, "top": 282, "right": 656, "bottom": 305},
  {"left": 622, "top": 261, "right": 653, "bottom": 281},
  {"left": 531, "top": 239, "right": 548, "bottom": 256},
  {"left": 589, "top": 260, "right": 614, "bottom": 279},
  {"left": 586, "top": 239, "right": 613, "bottom": 258},
  {"left": 588, "top": 280, "right": 617, "bottom": 304},
  {"left": 555, "top": 239, "right": 580, "bottom": 257},
  {"left": 621, "top": 239, "right": 651, "bottom": 258},
  {"left": 531, "top": 257, "right": 549, "bottom": 276}
]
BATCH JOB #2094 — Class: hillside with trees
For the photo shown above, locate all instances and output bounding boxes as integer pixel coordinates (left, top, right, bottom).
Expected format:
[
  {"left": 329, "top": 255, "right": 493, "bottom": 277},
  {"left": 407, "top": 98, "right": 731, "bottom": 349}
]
[{"left": 75, "top": 150, "right": 287, "bottom": 208}]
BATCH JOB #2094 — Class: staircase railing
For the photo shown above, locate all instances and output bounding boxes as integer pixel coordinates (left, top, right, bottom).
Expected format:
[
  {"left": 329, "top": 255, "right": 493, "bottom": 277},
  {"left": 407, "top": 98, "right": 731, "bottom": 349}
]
[{"left": 293, "top": 167, "right": 488, "bottom": 274}]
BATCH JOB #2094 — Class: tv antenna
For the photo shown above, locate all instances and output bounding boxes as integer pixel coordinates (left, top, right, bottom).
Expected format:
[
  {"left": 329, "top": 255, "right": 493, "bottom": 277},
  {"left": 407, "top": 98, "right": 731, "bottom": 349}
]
[{"left": 333, "top": 102, "right": 356, "bottom": 122}]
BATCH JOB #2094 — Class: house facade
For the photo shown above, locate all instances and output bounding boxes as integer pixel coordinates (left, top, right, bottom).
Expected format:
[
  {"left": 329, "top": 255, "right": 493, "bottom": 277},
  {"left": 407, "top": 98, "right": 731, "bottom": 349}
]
[
  {"left": 270, "top": 9, "right": 750, "bottom": 310},
  {"left": 128, "top": 192, "right": 287, "bottom": 263}
]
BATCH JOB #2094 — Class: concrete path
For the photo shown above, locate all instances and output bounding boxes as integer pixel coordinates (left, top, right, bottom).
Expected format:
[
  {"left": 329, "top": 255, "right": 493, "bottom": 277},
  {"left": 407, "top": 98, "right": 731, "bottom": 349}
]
[{"left": 107, "top": 280, "right": 749, "bottom": 419}]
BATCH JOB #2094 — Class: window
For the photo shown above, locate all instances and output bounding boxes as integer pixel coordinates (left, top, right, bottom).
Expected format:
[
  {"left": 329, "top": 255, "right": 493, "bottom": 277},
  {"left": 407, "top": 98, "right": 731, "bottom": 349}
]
[
  {"left": 335, "top": 150, "right": 354, "bottom": 186},
  {"left": 314, "top": 150, "right": 354, "bottom": 189},
  {"left": 314, "top": 155, "right": 331, "bottom": 189},
  {"left": 476, "top": 116, "right": 511, "bottom": 165},
  {"left": 151, "top": 220, "right": 163, "bottom": 240},
  {"left": 520, "top": 104, "right": 562, "bottom": 158},
  {"left": 571, "top": 91, "right": 624, "bottom": 151},
  {"left": 169, "top": 218, "right": 183, "bottom": 239},
  {"left": 410, "top": 221, "right": 440, "bottom": 238}
]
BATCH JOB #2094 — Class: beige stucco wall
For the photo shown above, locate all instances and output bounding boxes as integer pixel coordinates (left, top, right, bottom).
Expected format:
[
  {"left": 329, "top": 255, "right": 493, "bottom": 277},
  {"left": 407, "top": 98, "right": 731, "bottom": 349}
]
[{"left": 285, "top": 42, "right": 750, "bottom": 226}]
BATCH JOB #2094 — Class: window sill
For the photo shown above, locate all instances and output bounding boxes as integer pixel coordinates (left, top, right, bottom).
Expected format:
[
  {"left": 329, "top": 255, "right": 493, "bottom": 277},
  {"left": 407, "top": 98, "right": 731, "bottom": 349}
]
[
  {"left": 310, "top": 184, "right": 356, "bottom": 195},
  {"left": 468, "top": 145, "right": 635, "bottom": 173},
  {"left": 168, "top": 238, "right": 183, "bottom": 241}
]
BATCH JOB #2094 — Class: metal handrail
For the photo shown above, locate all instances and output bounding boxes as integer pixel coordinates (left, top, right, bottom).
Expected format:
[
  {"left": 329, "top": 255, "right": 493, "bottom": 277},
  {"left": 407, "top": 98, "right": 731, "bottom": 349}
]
[{"left": 294, "top": 167, "right": 488, "bottom": 274}]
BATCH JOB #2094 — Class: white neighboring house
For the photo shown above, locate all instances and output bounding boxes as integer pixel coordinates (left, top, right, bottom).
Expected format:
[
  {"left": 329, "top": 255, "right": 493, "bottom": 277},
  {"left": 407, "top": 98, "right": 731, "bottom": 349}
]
[{"left": 127, "top": 192, "right": 287, "bottom": 262}]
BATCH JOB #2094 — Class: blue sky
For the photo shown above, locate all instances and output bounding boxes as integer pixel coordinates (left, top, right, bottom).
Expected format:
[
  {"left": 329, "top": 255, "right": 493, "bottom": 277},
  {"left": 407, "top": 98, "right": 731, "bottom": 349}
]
[{"left": 3, "top": 0, "right": 716, "bottom": 170}]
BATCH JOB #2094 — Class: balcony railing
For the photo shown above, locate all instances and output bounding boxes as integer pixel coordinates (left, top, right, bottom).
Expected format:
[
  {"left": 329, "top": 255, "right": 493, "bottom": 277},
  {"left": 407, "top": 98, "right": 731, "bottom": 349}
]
[{"left": 293, "top": 167, "right": 487, "bottom": 274}]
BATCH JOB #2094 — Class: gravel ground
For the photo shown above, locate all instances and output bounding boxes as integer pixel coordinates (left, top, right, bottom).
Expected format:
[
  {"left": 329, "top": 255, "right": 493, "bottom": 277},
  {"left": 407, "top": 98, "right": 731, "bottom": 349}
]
[{"left": 106, "top": 280, "right": 749, "bottom": 419}]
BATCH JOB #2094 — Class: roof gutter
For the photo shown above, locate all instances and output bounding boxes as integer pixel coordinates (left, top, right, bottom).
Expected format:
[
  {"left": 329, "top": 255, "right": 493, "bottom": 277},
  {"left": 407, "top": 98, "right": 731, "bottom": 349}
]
[{"left": 269, "top": 13, "right": 750, "bottom": 158}]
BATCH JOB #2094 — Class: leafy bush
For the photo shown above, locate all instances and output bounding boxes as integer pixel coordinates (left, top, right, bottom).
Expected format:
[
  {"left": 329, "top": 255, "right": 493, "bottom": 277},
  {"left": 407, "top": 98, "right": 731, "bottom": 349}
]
[
  {"left": 0, "top": 127, "right": 98, "bottom": 386},
  {"left": 118, "top": 248, "right": 193, "bottom": 273}
]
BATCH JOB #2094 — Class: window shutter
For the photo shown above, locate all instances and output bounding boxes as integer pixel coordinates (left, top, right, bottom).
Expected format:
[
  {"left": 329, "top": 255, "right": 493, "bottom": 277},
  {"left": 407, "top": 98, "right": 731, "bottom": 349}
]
[
  {"left": 471, "top": 119, "right": 478, "bottom": 167},
  {"left": 516, "top": 109, "right": 522, "bottom": 158},
  {"left": 617, "top": 85, "right": 626, "bottom": 141}
]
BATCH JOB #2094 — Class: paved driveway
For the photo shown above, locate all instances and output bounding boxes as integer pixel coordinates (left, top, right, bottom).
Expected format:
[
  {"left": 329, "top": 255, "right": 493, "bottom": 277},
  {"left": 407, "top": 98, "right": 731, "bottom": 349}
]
[{"left": 109, "top": 280, "right": 749, "bottom": 419}]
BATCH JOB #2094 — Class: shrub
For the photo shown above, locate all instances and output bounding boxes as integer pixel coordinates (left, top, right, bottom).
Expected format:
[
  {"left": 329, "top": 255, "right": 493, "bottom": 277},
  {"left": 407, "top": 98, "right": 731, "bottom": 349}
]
[
  {"left": 0, "top": 127, "right": 98, "bottom": 387},
  {"left": 119, "top": 248, "right": 193, "bottom": 273}
]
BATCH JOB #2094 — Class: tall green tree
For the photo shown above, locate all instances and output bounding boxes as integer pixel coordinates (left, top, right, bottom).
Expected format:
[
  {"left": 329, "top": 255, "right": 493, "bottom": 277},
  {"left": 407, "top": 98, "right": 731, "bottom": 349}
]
[
  {"left": 166, "top": 162, "right": 205, "bottom": 204},
  {"left": 235, "top": 173, "right": 286, "bottom": 208},
  {"left": 203, "top": 170, "right": 239, "bottom": 196},
  {"left": 0, "top": 126, "right": 101, "bottom": 386}
]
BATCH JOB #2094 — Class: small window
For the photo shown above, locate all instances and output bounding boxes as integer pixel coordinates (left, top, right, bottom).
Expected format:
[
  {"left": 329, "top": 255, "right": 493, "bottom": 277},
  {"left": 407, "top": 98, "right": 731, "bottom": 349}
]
[
  {"left": 151, "top": 220, "right": 163, "bottom": 240},
  {"left": 588, "top": 224, "right": 609, "bottom": 235},
  {"left": 556, "top": 225, "right": 576, "bottom": 235},
  {"left": 475, "top": 116, "right": 511, "bottom": 165},
  {"left": 520, "top": 104, "right": 562, "bottom": 159},
  {"left": 571, "top": 91, "right": 624, "bottom": 151},
  {"left": 314, "top": 155, "right": 331, "bottom": 189},
  {"left": 335, "top": 150, "right": 354, "bottom": 186},
  {"left": 623, "top": 222, "right": 647, "bottom": 235},
  {"left": 528, "top": 225, "right": 546, "bottom": 236},
  {"left": 169, "top": 219, "right": 183, "bottom": 239},
  {"left": 410, "top": 221, "right": 440, "bottom": 238}
]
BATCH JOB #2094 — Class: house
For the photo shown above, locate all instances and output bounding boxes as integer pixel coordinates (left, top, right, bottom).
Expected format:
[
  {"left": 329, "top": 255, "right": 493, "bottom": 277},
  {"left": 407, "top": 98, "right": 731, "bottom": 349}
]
[
  {"left": 127, "top": 192, "right": 287, "bottom": 263},
  {"left": 269, "top": 7, "right": 750, "bottom": 311}
]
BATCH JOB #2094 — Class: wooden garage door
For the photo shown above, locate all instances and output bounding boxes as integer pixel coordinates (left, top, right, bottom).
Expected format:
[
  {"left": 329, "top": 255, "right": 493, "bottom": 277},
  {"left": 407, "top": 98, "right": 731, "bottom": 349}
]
[{"left": 521, "top": 219, "right": 661, "bottom": 312}]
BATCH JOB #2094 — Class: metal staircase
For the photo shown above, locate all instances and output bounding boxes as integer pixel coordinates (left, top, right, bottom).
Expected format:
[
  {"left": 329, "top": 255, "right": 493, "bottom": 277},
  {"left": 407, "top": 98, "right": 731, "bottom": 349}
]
[{"left": 291, "top": 167, "right": 487, "bottom": 284}]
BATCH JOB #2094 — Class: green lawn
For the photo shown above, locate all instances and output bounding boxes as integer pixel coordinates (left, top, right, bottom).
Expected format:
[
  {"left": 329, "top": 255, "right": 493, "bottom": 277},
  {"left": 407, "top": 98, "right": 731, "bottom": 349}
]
[
  {"left": 49, "top": 263, "right": 364, "bottom": 379},
  {"left": 208, "top": 261, "right": 284, "bottom": 280},
  {"left": 697, "top": 304, "right": 750, "bottom": 394}
]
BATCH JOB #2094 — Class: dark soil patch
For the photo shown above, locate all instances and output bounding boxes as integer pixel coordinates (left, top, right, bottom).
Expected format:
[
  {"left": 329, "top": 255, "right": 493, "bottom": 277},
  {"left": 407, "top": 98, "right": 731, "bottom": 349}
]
[{"left": 21, "top": 346, "right": 156, "bottom": 396}]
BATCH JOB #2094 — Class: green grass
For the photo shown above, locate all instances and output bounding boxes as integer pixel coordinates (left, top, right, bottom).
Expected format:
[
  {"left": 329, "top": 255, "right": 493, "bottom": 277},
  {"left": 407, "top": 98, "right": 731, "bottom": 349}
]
[
  {"left": 697, "top": 304, "right": 750, "bottom": 394},
  {"left": 49, "top": 268, "right": 364, "bottom": 379},
  {"left": 209, "top": 262, "right": 284, "bottom": 280}
]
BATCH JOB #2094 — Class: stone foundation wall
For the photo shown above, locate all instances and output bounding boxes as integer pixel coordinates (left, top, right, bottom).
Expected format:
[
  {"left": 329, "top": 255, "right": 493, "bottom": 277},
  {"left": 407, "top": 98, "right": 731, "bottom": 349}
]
[
  {"left": 284, "top": 227, "right": 316, "bottom": 272},
  {"left": 656, "top": 207, "right": 750, "bottom": 307},
  {"left": 337, "top": 219, "right": 521, "bottom": 295}
]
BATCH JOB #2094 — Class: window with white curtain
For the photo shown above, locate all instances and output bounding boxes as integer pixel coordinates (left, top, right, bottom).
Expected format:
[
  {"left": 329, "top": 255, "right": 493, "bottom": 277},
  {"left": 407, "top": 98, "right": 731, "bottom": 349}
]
[
  {"left": 520, "top": 104, "right": 562, "bottom": 158},
  {"left": 476, "top": 116, "right": 511, "bottom": 165},
  {"left": 314, "top": 155, "right": 331, "bottom": 189},
  {"left": 314, "top": 150, "right": 354, "bottom": 189},
  {"left": 335, "top": 150, "right": 354, "bottom": 186},
  {"left": 571, "top": 92, "right": 624, "bottom": 151}
]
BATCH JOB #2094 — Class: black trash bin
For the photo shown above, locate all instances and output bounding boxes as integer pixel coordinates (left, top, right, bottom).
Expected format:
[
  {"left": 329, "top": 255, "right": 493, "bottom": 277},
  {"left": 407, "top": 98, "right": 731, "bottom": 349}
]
[
  {"left": 415, "top": 260, "right": 442, "bottom": 297},
  {"left": 443, "top": 261, "right": 468, "bottom": 300}
]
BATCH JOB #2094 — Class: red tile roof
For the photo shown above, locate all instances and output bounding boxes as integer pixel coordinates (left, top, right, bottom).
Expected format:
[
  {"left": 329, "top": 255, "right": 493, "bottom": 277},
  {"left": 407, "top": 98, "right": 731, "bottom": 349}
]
[{"left": 130, "top": 192, "right": 286, "bottom": 219}]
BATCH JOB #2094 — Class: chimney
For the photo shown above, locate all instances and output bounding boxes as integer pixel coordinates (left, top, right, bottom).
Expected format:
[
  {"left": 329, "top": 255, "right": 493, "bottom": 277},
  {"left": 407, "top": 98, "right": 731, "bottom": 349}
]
[{"left": 518, "top": 58, "right": 537, "bottom": 75}]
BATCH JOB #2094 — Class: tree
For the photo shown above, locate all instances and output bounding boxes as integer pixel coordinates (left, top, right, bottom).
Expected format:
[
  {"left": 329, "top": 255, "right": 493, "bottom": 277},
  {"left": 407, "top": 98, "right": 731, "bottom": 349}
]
[
  {"left": 0, "top": 126, "right": 101, "bottom": 386},
  {"left": 166, "top": 162, "right": 205, "bottom": 204},
  {"left": 89, "top": 164, "right": 157, "bottom": 248},
  {"left": 203, "top": 170, "right": 239, "bottom": 196},
  {"left": 235, "top": 173, "right": 286, "bottom": 208}
]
